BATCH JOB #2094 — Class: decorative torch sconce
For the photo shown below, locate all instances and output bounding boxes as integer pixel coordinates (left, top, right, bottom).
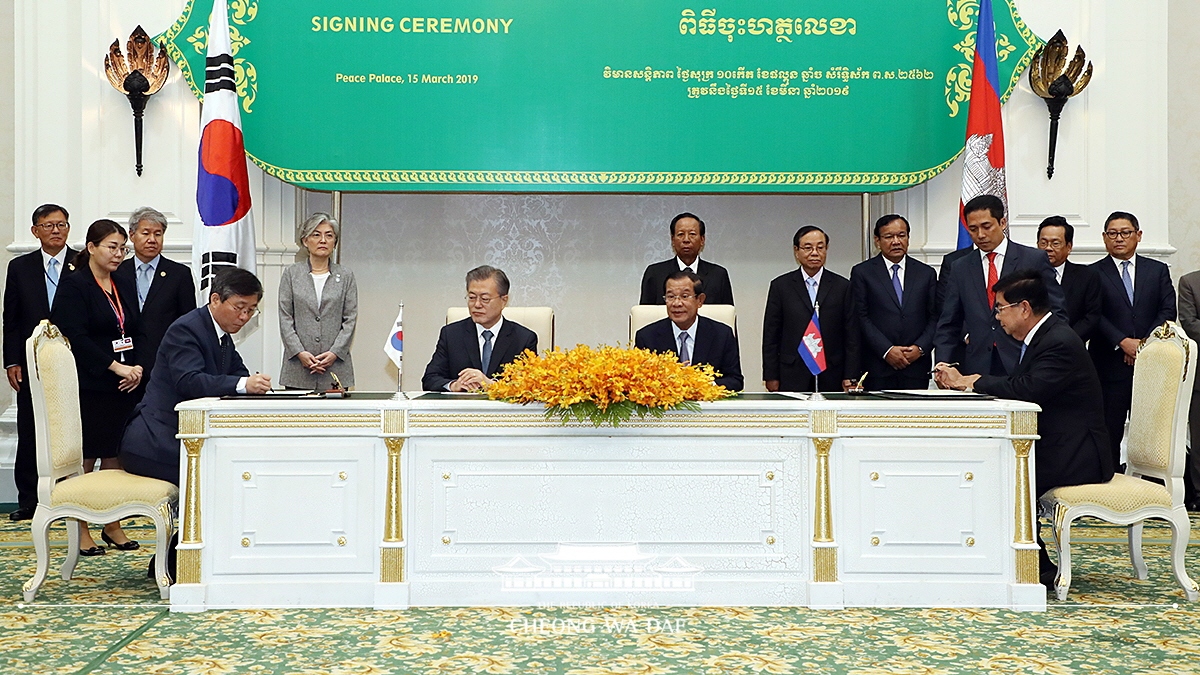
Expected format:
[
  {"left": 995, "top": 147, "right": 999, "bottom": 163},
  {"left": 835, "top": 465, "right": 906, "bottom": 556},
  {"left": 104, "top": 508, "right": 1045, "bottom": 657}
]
[
  {"left": 1028, "top": 30, "right": 1092, "bottom": 179},
  {"left": 104, "top": 26, "right": 171, "bottom": 176}
]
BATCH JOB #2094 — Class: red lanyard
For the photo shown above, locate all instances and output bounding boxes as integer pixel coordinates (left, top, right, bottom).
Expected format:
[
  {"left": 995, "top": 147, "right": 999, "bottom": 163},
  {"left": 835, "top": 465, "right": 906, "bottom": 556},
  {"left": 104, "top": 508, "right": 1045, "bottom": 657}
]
[{"left": 94, "top": 275, "right": 126, "bottom": 337}]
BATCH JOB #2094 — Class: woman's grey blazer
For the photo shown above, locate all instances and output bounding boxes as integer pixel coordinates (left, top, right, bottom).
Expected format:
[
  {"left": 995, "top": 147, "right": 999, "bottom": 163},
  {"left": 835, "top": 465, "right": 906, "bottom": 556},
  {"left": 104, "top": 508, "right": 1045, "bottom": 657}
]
[{"left": 278, "top": 260, "right": 358, "bottom": 389}]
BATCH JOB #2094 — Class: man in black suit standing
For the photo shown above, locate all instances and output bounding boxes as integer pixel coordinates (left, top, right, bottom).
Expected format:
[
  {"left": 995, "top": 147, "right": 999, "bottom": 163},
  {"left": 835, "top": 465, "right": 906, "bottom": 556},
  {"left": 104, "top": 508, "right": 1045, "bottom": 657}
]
[
  {"left": 3, "top": 204, "right": 78, "bottom": 520},
  {"left": 1036, "top": 216, "right": 1101, "bottom": 342},
  {"left": 422, "top": 266, "right": 538, "bottom": 392},
  {"left": 114, "top": 207, "right": 197, "bottom": 388},
  {"left": 634, "top": 270, "right": 743, "bottom": 390},
  {"left": 639, "top": 212, "right": 734, "bottom": 306},
  {"left": 762, "top": 225, "right": 854, "bottom": 393},
  {"left": 935, "top": 270, "right": 1113, "bottom": 588},
  {"left": 1088, "top": 211, "right": 1176, "bottom": 468},
  {"left": 120, "top": 268, "right": 271, "bottom": 484},
  {"left": 935, "top": 194, "right": 1066, "bottom": 378},
  {"left": 849, "top": 214, "right": 937, "bottom": 390}
]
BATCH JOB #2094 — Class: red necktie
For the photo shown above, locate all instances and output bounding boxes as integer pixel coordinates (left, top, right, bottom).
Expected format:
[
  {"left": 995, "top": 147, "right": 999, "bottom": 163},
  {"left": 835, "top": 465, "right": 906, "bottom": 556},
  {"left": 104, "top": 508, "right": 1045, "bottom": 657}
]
[{"left": 986, "top": 251, "right": 998, "bottom": 308}]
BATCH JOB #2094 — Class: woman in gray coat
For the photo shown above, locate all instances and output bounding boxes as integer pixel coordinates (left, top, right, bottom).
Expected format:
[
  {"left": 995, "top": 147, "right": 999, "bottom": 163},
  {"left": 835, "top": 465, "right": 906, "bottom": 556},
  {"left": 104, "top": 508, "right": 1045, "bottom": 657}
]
[{"left": 279, "top": 213, "right": 358, "bottom": 389}]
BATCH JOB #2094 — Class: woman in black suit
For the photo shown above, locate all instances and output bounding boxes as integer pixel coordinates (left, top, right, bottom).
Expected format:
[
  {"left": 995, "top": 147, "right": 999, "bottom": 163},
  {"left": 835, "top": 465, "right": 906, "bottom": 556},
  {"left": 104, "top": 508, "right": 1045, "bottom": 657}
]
[{"left": 51, "top": 219, "right": 143, "bottom": 555}]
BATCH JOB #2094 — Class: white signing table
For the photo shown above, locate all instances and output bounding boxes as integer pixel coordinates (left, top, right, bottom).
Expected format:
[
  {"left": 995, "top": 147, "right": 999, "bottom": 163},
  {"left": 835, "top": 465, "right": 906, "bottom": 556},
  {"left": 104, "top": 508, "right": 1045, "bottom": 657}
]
[{"left": 169, "top": 392, "right": 1045, "bottom": 611}]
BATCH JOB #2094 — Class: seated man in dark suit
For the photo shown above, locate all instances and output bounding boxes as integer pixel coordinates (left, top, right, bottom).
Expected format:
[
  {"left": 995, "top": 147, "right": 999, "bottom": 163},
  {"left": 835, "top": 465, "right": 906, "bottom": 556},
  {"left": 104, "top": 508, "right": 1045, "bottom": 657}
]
[
  {"left": 849, "top": 214, "right": 937, "bottom": 390},
  {"left": 639, "top": 212, "right": 734, "bottom": 306},
  {"left": 634, "top": 270, "right": 743, "bottom": 390},
  {"left": 935, "top": 194, "right": 1066, "bottom": 378},
  {"left": 119, "top": 268, "right": 272, "bottom": 485},
  {"left": 422, "top": 265, "right": 538, "bottom": 392},
  {"left": 1036, "top": 216, "right": 1101, "bottom": 341},
  {"left": 935, "top": 270, "right": 1114, "bottom": 588},
  {"left": 1088, "top": 211, "right": 1176, "bottom": 468}
]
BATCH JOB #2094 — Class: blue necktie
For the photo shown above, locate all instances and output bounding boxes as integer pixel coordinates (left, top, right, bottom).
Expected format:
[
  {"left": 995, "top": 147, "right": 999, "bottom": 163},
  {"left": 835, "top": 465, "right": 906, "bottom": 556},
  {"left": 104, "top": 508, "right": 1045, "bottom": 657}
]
[
  {"left": 45, "top": 258, "right": 59, "bottom": 309},
  {"left": 678, "top": 332, "right": 691, "bottom": 363},
  {"left": 137, "top": 263, "right": 152, "bottom": 310},
  {"left": 481, "top": 329, "right": 494, "bottom": 374},
  {"left": 806, "top": 277, "right": 818, "bottom": 305},
  {"left": 1019, "top": 343, "right": 1027, "bottom": 363},
  {"left": 891, "top": 263, "right": 903, "bottom": 305},
  {"left": 1121, "top": 260, "right": 1134, "bottom": 305}
]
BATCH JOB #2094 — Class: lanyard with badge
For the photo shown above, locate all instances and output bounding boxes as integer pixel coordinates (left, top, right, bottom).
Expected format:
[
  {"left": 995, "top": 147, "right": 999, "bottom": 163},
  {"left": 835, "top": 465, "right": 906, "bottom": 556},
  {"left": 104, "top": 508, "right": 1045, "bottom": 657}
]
[{"left": 96, "top": 276, "right": 133, "bottom": 362}]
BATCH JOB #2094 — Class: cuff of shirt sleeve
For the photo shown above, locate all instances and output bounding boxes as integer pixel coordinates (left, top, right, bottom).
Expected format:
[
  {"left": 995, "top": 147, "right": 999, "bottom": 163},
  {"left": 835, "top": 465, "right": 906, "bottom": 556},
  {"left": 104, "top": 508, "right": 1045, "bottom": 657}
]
[{"left": 237, "top": 377, "right": 248, "bottom": 394}]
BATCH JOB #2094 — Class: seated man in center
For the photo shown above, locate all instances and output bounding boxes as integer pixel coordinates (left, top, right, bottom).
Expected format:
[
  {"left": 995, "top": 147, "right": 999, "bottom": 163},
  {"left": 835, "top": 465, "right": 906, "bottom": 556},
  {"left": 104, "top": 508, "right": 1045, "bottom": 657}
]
[
  {"left": 634, "top": 270, "right": 743, "bottom": 391},
  {"left": 422, "top": 265, "right": 538, "bottom": 392}
]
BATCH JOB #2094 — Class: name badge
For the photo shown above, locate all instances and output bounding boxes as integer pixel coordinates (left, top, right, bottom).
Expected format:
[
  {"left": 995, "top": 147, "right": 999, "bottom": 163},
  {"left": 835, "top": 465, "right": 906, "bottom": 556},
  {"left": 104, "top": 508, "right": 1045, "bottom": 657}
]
[{"left": 112, "top": 337, "right": 134, "bottom": 353}]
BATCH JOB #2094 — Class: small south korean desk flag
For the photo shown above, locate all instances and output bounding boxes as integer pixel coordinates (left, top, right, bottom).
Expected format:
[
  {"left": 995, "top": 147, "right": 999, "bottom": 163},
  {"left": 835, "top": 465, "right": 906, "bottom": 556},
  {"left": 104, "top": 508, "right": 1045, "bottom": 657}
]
[
  {"left": 799, "top": 305, "right": 827, "bottom": 377},
  {"left": 383, "top": 304, "right": 404, "bottom": 373}
]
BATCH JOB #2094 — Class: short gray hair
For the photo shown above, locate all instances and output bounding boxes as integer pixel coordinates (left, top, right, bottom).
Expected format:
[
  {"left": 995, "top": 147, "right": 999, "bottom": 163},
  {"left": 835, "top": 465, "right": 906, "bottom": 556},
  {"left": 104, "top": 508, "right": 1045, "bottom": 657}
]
[
  {"left": 466, "top": 265, "right": 510, "bottom": 296},
  {"left": 129, "top": 206, "right": 168, "bottom": 231},
  {"left": 297, "top": 212, "right": 340, "bottom": 245}
]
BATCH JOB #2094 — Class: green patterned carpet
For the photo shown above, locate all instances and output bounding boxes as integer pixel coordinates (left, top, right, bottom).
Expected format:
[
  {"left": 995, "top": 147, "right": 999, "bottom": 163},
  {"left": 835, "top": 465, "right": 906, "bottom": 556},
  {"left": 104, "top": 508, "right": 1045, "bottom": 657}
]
[{"left": 3, "top": 515, "right": 1200, "bottom": 674}]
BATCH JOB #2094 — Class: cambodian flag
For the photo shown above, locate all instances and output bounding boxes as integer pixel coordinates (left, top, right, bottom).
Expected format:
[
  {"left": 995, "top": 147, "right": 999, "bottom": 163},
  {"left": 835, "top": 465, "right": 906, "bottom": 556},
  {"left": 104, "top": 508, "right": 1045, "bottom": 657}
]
[
  {"left": 956, "top": 0, "right": 1008, "bottom": 249},
  {"left": 383, "top": 305, "right": 404, "bottom": 369},
  {"left": 193, "top": 0, "right": 256, "bottom": 298},
  {"left": 798, "top": 307, "right": 826, "bottom": 376}
]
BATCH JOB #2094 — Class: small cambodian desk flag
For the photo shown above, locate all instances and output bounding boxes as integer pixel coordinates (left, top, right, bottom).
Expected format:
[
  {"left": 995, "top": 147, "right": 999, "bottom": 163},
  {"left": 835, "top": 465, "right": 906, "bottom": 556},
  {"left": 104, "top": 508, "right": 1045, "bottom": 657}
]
[
  {"left": 956, "top": 0, "right": 1008, "bottom": 249},
  {"left": 798, "top": 306, "right": 826, "bottom": 376},
  {"left": 193, "top": 0, "right": 256, "bottom": 297},
  {"left": 384, "top": 305, "right": 404, "bottom": 369}
]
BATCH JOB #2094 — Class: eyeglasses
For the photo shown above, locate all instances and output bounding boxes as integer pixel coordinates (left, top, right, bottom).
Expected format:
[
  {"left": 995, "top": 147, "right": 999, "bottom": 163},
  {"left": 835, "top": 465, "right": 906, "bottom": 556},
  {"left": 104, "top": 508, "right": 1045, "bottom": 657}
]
[
  {"left": 36, "top": 222, "right": 69, "bottom": 231},
  {"left": 466, "top": 294, "right": 502, "bottom": 305},
  {"left": 796, "top": 245, "right": 826, "bottom": 254},
  {"left": 98, "top": 244, "right": 129, "bottom": 258},
  {"left": 306, "top": 232, "right": 336, "bottom": 241},
  {"left": 664, "top": 294, "right": 696, "bottom": 303},
  {"left": 223, "top": 301, "right": 258, "bottom": 318},
  {"left": 1103, "top": 229, "right": 1138, "bottom": 240},
  {"left": 993, "top": 301, "right": 1021, "bottom": 316},
  {"left": 1038, "top": 240, "right": 1066, "bottom": 250}
]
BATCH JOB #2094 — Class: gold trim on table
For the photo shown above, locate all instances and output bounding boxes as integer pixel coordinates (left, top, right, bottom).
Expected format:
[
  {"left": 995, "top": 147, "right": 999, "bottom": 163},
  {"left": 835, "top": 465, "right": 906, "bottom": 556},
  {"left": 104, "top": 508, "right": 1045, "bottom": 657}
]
[
  {"left": 407, "top": 413, "right": 809, "bottom": 429},
  {"left": 208, "top": 413, "right": 381, "bottom": 428},
  {"left": 1015, "top": 548, "right": 1038, "bottom": 584},
  {"left": 382, "top": 409, "right": 406, "bottom": 434},
  {"left": 839, "top": 414, "right": 1007, "bottom": 429},
  {"left": 813, "top": 546, "right": 838, "bottom": 582},
  {"left": 380, "top": 547, "right": 404, "bottom": 583},
  {"left": 178, "top": 409, "right": 206, "bottom": 435},
  {"left": 1012, "top": 439, "right": 1034, "bottom": 545},
  {"left": 182, "top": 438, "right": 204, "bottom": 545},
  {"left": 1009, "top": 410, "right": 1038, "bottom": 436}
]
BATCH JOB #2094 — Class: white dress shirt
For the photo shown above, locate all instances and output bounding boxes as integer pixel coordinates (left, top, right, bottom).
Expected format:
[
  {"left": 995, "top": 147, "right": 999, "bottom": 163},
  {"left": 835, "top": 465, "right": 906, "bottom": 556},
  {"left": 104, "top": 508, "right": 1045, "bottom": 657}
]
[
  {"left": 978, "top": 237, "right": 1010, "bottom": 289},
  {"left": 211, "top": 313, "right": 248, "bottom": 394}
]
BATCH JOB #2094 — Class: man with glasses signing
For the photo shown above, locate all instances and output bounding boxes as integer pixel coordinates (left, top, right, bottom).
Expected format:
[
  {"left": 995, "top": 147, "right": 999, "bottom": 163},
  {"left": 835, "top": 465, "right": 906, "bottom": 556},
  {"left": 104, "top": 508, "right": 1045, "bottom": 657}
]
[
  {"left": 3, "top": 204, "right": 78, "bottom": 521},
  {"left": 1088, "top": 211, "right": 1176, "bottom": 468},
  {"left": 422, "top": 265, "right": 537, "bottom": 392}
]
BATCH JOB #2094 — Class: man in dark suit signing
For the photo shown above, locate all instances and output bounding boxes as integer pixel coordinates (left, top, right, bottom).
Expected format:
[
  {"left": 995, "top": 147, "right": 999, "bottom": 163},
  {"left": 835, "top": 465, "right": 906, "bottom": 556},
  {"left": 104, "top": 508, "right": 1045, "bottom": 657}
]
[
  {"left": 119, "top": 268, "right": 272, "bottom": 485},
  {"left": 3, "top": 204, "right": 78, "bottom": 521},
  {"left": 935, "top": 194, "right": 1066, "bottom": 378},
  {"left": 634, "top": 270, "right": 743, "bottom": 390},
  {"left": 1036, "top": 216, "right": 1101, "bottom": 342},
  {"left": 935, "top": 270, "right": 1114, "bottom": 588},
  {"left": 848, "top": 214, "right": 937, "bottom": 390},
  {"left": 422, "top": 265, "right": 538, "bottom": 392},
  {"left": 639, "top": 212, "right": 734, "bottom": 306},
  {"left": 1088, "top": 211, "right": 1176, "bottom": 468},
  {"left": 762, "top": 225, "right": 854, "bottom": 393},
  {"left": 114, "top": 207, "right": 197, "bottom": 388}
]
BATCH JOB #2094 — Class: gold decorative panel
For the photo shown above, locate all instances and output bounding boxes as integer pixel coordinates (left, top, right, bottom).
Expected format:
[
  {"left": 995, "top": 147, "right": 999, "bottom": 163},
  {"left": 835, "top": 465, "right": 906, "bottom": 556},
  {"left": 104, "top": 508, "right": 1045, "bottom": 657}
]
[
  {"left": 1010, "top": 410, "right": 1038, "bottom": 436},
  {"left": 1015, "top": 549, "right": 1039, "bottom": 584},
  {"left": 380, "top": 547, "right": 404, "bottom": 583},
  {"left": 813, "top": 547, "right": 838, "bottom": 582},
  {"left": 178, "top": 409, "right": 206, "bottom": 435},
  {"left": 176, "top": 548, "right": 201, "bottom": 584}
]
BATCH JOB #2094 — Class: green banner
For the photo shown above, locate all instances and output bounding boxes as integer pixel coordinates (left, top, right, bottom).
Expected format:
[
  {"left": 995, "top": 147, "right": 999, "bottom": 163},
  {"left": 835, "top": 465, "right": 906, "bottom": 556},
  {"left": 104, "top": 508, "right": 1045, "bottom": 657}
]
[{"left": 162, "top": 1, "right": 1041, "bottom": 193}]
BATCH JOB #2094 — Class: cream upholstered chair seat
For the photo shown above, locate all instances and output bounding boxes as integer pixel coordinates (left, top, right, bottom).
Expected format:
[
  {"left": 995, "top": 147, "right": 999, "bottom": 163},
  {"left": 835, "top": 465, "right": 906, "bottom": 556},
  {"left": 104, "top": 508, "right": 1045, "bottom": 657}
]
[
  {"left": 446, "top": 307, "right": 554, "bottom": 351},
  {"left": 629, "top": 304, "right": 736, "bottom": 341},
  {"left": 22, "top": 320, "right": 178, "bottom": 602},
  {"left": 1039, "top": 321, "right": 1199, "bottom": 602}
]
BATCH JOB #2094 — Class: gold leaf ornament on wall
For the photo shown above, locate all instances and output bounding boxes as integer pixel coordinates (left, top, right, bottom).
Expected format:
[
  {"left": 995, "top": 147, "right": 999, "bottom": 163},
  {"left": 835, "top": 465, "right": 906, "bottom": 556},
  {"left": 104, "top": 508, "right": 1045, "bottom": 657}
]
[
  {"left": 235, "top": 59, "right": 258, "bottom": 113},
  {"left": 230, "top": 0, "right": 259, "bottom": 25}
]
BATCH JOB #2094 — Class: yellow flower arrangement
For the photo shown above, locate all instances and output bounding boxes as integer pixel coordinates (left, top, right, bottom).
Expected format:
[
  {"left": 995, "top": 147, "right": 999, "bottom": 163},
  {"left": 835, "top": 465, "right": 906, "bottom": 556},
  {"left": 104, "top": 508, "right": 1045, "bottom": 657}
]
[{"left": 487, "top": 344, "right": 732, "bottom": 426}]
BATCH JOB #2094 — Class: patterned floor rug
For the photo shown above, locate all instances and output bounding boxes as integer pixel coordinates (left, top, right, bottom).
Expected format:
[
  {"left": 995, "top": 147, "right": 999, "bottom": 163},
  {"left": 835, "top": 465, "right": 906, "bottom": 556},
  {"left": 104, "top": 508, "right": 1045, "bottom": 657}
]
[{"left": 2, "top": 515, "right": 1199, "bottom": 674}]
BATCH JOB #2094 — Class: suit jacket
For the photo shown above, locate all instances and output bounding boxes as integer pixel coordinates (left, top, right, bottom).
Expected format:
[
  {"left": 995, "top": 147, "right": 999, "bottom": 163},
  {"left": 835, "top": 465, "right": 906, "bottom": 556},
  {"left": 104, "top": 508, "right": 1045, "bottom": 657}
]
[
  {"left": 421, "top": 317, "right": 538, "bottom": 391},
  {"left": 278, "top": 260, "right": 358, "bottom": 389},
  {"left": 935, "top": 247, "right": 974, "bottom": 364},
  {"left": 634, "top": 315, "right": 744, "bottom": 390},
  {"left": 848, "top": 254, "right": 937, "bottom": 382},
  {"left": 114, "top": 255, "right": 196, "bottom": 381},
  {"left": 50, "top": 269, "right": 143, "bottom": 393},
  {"left": 639, "top": 258, "right": 735, "bottom": 306},
  {"left": 975, "top": 314, "right": 1115, "bottom": 495},
  {"left": 3, "top": 247, "right": 78, "bottom": 369},
  {"left": 934, "top": 239, "right": 1067, "bottom": 376},
  {"left": 1088, "top": 255, "right": 1176, "bottom": 383},
  {"left": 762, "top": 268, "right": 854, "bottom": 392},
  {"left": 1058, "top": 260, "right": 1102, "bottom": 342},
  {"left": 1178, "top": 270, "right": 1200, "bottom": 392},
  {"left": 120, "top": 306, "right": 248, "bottom": 478}
]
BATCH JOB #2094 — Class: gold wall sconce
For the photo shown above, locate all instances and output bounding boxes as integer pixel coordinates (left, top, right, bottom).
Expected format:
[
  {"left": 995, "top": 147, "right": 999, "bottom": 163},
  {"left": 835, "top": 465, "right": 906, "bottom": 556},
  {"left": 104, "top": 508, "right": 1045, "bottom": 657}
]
[
  {"left": 1028, "top": 30, "right": 1093, "bottom": 179},
  {"left": 104, "top": 26, "right": 171, "bottom": 176}
]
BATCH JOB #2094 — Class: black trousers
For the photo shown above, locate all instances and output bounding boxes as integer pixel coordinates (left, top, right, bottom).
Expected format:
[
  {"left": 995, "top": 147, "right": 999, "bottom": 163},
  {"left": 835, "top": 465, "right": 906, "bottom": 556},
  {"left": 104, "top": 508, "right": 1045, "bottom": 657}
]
[
  {"left": 1187, "top": 389, "right": 1200, "bottom": 502},
  {"left": 118, "top": 450, "right": 179, "bottom": 486},
  {"left": 14, "top": 382, "right": 36, "bottom": 510},
  {"left": 1101, "top": 378, "right": 1134, "bottom": 469}
]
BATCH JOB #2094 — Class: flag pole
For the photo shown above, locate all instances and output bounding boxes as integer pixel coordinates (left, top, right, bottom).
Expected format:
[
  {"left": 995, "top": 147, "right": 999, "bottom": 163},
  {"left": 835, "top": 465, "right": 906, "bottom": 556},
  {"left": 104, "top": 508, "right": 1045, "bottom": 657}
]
[
  {"left": 809, "top": 301, "right": 825, "bottom": 401},
  {"left": 395, "top": 301, "right": 404, "bottom": 396}
]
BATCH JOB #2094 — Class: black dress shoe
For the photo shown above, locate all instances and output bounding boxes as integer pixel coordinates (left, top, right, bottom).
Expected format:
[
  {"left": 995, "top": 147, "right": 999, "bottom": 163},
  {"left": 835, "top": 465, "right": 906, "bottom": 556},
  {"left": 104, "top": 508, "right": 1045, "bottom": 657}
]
[
  {"left": 101, "top": 531, "right": 140, "bottom": 551},
  {"left": 1186, "top": 500, "right": 1200, "bottom": 513},
  {"left": 79, "top": 546, "right": 106, "bottom": 557},
  {"left": 8, "top": 506, "right": 34, "bottom": 521}
]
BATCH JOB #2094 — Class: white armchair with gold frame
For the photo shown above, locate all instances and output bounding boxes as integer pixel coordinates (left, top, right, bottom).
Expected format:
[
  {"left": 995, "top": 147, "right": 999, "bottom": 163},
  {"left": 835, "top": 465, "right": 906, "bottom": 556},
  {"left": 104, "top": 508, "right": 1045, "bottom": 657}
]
[
  {"left": 1039, "top": 321, "right": 1199, "bottom": 601},
  {"left": 22, "top": 320, "right": 178, "bottom": 601},
  {"left": 629, "top": 305, "right": 737, "bottom": 342},
  {"left": 446, "top": 307, "right": 554, "bottom": 352}
]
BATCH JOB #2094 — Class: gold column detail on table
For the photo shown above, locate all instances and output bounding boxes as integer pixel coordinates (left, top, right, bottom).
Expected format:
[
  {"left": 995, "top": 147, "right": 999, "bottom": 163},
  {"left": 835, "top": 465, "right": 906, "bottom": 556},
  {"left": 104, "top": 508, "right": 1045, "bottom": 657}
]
[
  {"left": 177, "top": 437, "right": 206, "bottom": 584},
  {"left": 1012, "top": 435, "right": 1039, "bottom": 585},
  {"left": 381, "top": 437, "right": 406, "bottom": 583},
  {"left": 813, "top": 435, "right": 838, "bottom": 582}
]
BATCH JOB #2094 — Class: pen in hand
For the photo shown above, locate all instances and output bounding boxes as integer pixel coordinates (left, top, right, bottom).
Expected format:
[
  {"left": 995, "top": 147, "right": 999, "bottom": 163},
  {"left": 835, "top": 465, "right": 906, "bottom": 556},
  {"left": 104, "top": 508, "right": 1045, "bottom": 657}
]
[{"left": 929, "top": 362, "right": 959, "bottom": 375}]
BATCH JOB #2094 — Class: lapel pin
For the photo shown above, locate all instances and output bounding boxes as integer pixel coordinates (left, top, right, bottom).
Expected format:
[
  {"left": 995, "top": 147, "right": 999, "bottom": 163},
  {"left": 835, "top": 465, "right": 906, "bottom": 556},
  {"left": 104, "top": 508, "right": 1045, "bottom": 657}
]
[{"left": 160, "top": 271, "right": 166, "bottom": 277}]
